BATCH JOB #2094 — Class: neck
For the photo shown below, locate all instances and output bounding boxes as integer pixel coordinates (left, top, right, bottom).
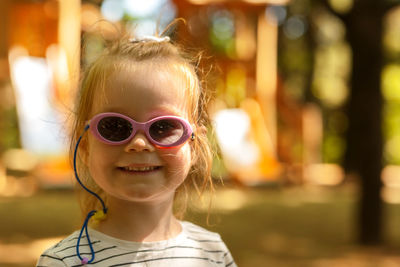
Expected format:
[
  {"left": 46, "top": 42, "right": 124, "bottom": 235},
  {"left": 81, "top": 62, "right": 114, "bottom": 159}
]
[{"left": 95, "top": 196, "right": 182, "bottom": 242}]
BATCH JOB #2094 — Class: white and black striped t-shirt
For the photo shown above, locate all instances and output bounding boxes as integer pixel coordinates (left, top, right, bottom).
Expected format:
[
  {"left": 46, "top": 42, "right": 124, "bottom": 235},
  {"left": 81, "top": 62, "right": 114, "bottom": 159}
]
[{"left": 36, "top": 221, "right": 237, "bottom": 267}]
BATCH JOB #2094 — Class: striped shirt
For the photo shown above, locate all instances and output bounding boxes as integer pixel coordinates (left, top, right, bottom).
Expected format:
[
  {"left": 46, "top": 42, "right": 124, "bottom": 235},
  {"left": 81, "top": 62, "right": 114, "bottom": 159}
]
[{"left": 36, "top": 221, "right": 237, "bottom": 267}]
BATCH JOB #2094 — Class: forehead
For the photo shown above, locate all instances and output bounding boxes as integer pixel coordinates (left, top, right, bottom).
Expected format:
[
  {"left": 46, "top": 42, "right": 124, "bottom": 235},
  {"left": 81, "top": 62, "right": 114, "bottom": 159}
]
[{"left": 91, "top": 61, "right": 193, "bottom": 119}]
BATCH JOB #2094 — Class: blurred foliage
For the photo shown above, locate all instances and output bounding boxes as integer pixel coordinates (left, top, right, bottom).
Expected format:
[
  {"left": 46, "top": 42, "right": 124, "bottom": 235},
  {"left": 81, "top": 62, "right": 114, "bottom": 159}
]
[
  {"left": 223, "top": 66, "right": 247, "bottom": 108},
  {"left": 0, "top": 80, "right": 20, "bottom": 154},
  {"left": 278, "top": 0, "right": 350, "bottom": 164},
  {"left": 383, "top": 9, "right": 400, "bottom": 165},
  {"left": 279, "top": 0, "right": 400, "bottom": 166},
  {"left": 209, "top": 9, "right": 236, "bottom": 58},
  {"left": 0, "top": 107, "right": 20, "bottom": 154},
  {"left": 382, "top": 64, "right": 400, "bottom": 164}
]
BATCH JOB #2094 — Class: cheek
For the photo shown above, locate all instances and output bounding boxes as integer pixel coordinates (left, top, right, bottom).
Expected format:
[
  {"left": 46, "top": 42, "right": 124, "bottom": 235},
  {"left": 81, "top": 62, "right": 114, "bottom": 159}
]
[
  {"left": 87, "top": 139, "right": 117, "bottom": 172},
  {"left": 160, "top": 144, "right": 192, "bottom": 178}
]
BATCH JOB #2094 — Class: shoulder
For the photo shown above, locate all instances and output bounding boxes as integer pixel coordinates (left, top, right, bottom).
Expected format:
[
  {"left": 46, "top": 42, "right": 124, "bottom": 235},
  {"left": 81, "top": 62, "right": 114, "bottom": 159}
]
[
  {"left": 180, "top": 221, "right": 238, "bottom": 267},
  {"left": 181, "top": 221, "right": 222, "bottom": 241},
  {"left": 36, "top": 231, "right": 83, "bottom": 267}
]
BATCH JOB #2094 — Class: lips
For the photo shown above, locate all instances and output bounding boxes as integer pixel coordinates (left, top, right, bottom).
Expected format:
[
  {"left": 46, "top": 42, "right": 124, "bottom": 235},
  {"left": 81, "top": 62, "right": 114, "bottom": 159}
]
[
  {"left": 122, "top": 166, "right": 160, "bottom": 171},
  {"left": 117, "top": 165, "right": 162, "bottom": 173}
]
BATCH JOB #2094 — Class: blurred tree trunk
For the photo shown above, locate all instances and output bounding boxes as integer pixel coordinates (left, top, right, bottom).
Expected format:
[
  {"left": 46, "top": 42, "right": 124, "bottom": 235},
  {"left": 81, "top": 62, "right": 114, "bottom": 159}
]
[
  {"left": 319, "top": 0, "right": 400, "bottom": 245},
  {"left": 343, "top": 1, "right": 384, "bottom": 245}
]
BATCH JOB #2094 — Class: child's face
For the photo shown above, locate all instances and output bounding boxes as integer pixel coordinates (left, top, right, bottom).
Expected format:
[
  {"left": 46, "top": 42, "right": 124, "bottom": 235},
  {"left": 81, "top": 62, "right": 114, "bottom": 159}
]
[{"left": 86, "top": 62, "right": 193, "bottom": 204}]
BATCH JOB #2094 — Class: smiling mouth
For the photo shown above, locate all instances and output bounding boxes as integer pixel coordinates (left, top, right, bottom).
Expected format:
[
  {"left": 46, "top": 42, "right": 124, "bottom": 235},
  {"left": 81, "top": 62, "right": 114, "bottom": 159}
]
[{"left": 118, "top": 166, "right": 162, "bottom": 173}]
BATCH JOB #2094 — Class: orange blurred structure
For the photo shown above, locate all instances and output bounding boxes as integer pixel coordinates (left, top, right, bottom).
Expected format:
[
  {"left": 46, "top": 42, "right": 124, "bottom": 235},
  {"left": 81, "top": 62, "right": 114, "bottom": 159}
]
[
  {"left": 0, "top": 0, "right": 318, "bottom": 187},
  {"left": 8, "top": 1, "right": 58, "bottom": 58},
  {"left": 1, "top": 0, "right": 79, "bottom": 188}
]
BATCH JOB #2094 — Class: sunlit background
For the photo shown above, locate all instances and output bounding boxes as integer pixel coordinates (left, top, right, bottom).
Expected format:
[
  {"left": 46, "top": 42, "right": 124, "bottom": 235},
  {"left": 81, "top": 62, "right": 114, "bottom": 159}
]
[{"left": 1, "top": 0, "right": 400, "bottom": 266}]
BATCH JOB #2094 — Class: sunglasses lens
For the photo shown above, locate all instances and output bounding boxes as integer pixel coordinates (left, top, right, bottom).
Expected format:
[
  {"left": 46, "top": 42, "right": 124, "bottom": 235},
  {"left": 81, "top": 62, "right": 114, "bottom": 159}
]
[
  {"left": 98, "top": 116, "right": 132, "bottom": 142},
  {"left": 149, "top": 119, "right": 184, "bottom": 145}
]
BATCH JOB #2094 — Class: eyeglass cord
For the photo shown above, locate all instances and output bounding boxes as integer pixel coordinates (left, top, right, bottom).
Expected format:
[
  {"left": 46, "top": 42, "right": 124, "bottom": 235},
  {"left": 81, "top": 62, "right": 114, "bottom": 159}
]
[{"left": 73, "top": 125, "right": 108, "bottom": 264}]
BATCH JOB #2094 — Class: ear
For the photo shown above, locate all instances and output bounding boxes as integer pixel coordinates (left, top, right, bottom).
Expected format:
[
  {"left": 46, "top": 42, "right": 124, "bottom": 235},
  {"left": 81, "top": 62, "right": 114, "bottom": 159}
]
[
  {"left": 80, "top": 150, "right": 89, "bottom": 166},
  {"left": 190, "top": 125, "right": 207, "bottom": 166},
  {"left": 191, "top": 125, "right": 207, "bottom": 143}
]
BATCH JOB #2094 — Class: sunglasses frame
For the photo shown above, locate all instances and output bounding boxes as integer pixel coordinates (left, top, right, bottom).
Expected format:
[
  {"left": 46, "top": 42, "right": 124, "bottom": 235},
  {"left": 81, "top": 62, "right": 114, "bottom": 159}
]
[{"left": 88, "top": 112, "right": 194, "bottom": 148}]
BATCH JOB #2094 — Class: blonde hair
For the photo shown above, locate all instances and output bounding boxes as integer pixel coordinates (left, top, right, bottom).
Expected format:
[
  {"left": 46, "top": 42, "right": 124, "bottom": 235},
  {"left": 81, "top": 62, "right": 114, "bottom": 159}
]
[{"left": 70, "top": 26, "right": 215, "bottom": 219}]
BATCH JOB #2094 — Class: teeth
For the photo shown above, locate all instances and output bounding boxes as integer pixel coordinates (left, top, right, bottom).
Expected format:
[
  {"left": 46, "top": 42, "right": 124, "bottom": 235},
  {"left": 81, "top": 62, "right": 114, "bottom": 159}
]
[{"left": 122, "top": 166, "right": 158, "bottom": 172}]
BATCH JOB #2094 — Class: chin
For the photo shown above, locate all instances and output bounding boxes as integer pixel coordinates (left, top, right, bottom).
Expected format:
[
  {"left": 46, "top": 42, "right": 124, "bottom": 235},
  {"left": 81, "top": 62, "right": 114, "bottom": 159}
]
[{"left": 115, "top": 189, "right": 175, "bottom": 204}]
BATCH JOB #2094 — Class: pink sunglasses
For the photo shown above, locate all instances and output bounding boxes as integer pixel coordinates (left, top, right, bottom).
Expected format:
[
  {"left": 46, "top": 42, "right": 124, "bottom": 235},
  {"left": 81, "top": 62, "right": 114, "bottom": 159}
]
[{"left": 88, "top": 112, "right": 194, "bottom": 148}]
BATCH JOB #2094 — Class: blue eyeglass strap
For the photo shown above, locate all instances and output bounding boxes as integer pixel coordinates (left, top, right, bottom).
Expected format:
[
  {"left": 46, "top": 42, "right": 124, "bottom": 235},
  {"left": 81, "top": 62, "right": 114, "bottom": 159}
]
[
  {"left": 77, "top": 210, "right": 96, "bottom": 264},
  {"left": 74, "top": 124, "right": 108, "bottom": 264},
  {"left": 73, "top": 125, "right": 107, "bottom": 211}
]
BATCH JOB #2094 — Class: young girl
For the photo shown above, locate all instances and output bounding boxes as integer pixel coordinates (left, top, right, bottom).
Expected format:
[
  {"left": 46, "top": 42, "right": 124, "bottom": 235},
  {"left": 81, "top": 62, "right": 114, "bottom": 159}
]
[{"left": 36, "top": 29, "right": 237, "bottom": 267}]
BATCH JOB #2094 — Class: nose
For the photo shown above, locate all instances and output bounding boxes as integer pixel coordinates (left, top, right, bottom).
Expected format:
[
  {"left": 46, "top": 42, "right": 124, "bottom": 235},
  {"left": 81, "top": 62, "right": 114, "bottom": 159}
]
[{"left": 124, "top": 132, "right": 155, "bottom": 152}]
